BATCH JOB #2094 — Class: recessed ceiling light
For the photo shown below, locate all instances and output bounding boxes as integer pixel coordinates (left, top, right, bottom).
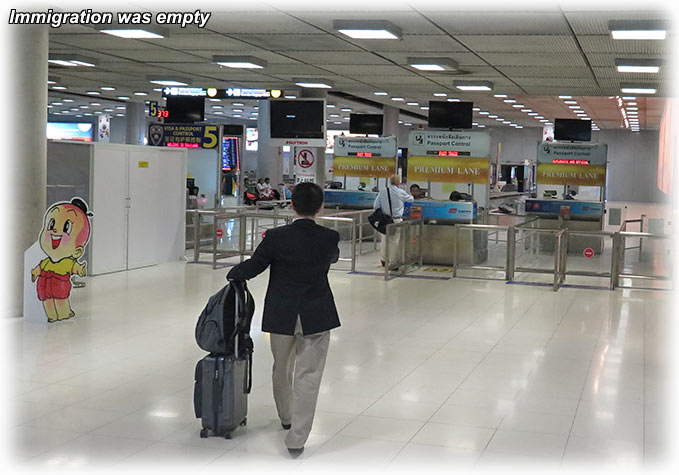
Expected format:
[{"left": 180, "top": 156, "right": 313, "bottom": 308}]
[
  {"left": 512, "top": 104, "right": 524, "bottom": 108},
  {"left": 329, "top": 114, "right": 340, "bottom": 118},
  {"left": 295, "top": 79, "right": 333, "bottom": 89},
  {"left": 51, "top": 86, "right": 67, "bottom": 90},
  {"left": 454, "top": 80, "right": 493, "bottom": 91},
  {"left": 521, "top": 109, "right": 531, "bottom": 112},
  {"left": 615, "top": 58, "right": 663, "bottom": 73},
  {"left": 568, "top": 105, "right": 580, "bottom": 109},
  {"left": 621, "top": 84, "right": 656, "bottom": 94},
  {"left": 62, "top": 98, "right": 74, "bottom": 103},
  {"left": 232, "top": 109, "right": 244, "bottom": 113},
  {"left": 433, "top": 92, "right": 447, "bottom": 97},
  {"left": 406, "top": 102, "right": 418, "bottom": 106},
  {"left": 503, "top": 99, "right": 517, "bottom": 103},
  {"left": 117, "top": 96, "right": 130, "bottom": 100},
  {"left": 496, "top": 118, "right": 504, "bottom": 121},
  {"left": 98, "top": 86, "right": 116, "bottom": 92},
  {"left": 334, "top": 20, "right": 402, "bottom": 40},
  {"left": 407, "top": 57, "right": 458, "bottom": 71},
  {"left": 488, "top": 115, "right": 498, "bottom": 119},
  {"left": 147, "top": 76, "right": 190, "bottom": 86},
  {"left": 564, "top": 100, "right": 578, "bottom": 104},
  {"left": 528, "top": 112, "right": 539, "bottom": 116},
  {"left": 420, "top": 106, "right": 429, "bottom": 110},
  {"left": 391, "top": 97, "right": 404, "bottom": 101},
  {"left": 95, "top": 24, "right": 168, "bottom": 39},
  {"left": 79, "top": 105, "right": 88, "bottom": 109},
  {"left": 134, "top": 91, "right": 148, "bottom": 96},
  {"left": 494, "top": 94, "right": 507, "bottom": 98},
  {"left": 609, "top": 20, "right": 669, "bottom": 40},
  {"left": 558, "top": 95, "right": 572, "bottom": 99},
  {"left": 70, "top": 107, "right": 79, "bottom": 111},
  {"left": 231, "top": 102, "right": 244, "bottom": 107},
  {"left": 52, "top": 102, "right": 63, "bottom": 106},
  {"left": 212, "top": 105, "right": 224, "bottom": 109},
  {"left": 340, "top": 108, "right": 352, "bottom": 112},
  {"left": 116, "top": 106, "right": 126, "bottom": 110},
  {"left": 284, "top": 95, "right": 297, "bottom": 99},
  {"left": 232, "top": 114, "right": 242, "bottom": 117},
  {"left": 540, "top": 119, "right": 549, "bottom": 122},
  {"left": 627, "top": 102, "right": 638, "bottom": 106},
  {"left": 326, "top": 104, "right": 336, "bottom": 108},
  {"left": 502, "top": 120, "right": 511, "bottom": 124},
  {"left": 627, "top": 106, "right": 639, "bottom": 111},
  {"left": 373, "top": 91, "right": 388, "bottom": 96},
  {"left": 446, "top": 98, "right": 461, "bottom": 102},
  {"left": 90, "top": 102, "right": 101, "bottom": 106},
  {"left": 104, "top": 108, "right": 113, "bottom": 112},
  {"left": 479, "top": 111, "right": 490, "bottom": 115},
  {"left": 212, "top": 55, "right": 267, "bottom": 69},
  {"left": 48, "top": 54, "right": 98, "bottom": 67}
]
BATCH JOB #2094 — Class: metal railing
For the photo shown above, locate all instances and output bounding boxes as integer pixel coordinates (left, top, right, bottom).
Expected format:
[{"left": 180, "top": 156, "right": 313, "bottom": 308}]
[
  {"left": 384, "top": 219, "right": 424, "bottom": 281},
  {"left": 319, "top": 209, "right": 377, "bottom": 255},
  {"left": 614, "top": 230, "right": 673, "bottom": 290}
]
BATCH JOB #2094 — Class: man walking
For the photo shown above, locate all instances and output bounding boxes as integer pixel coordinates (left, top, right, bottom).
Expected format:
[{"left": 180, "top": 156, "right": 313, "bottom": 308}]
[{"left": 227, "top": 182, "right": 340, "bottom": 456}]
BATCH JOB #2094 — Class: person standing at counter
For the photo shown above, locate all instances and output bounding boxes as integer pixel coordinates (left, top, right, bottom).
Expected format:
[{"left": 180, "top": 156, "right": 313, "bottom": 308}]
[{"left": 373, "top": 174, "right": 414, "bottom": 266}]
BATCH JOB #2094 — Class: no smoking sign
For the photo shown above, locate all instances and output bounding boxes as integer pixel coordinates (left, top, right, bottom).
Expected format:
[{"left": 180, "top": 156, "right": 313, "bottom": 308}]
[{"left": 297, "top": 149, "right": 315, "bottom": 168}]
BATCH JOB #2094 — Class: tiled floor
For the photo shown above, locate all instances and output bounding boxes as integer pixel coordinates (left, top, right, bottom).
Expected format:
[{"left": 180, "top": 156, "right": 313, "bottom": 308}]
[{"left": 4, "top": 244, "right": 675, "bottom": 472}]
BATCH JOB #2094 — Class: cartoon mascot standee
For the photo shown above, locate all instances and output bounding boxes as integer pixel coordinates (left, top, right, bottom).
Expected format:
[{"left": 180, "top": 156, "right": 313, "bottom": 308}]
[{"left": 30, "top": 198, "right": 93, "bottom": 323}]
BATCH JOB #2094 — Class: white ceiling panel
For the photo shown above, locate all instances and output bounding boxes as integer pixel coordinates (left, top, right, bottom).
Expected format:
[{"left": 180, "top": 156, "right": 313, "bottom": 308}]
[
  {"left": 141, "top": 34, "right": 253, "bottom": 51},
  {"left": 207, "top": 12, "right": 321, "bottom": 34},
  {"left": 455, "top": 35, "right": 581, "bottom": 54},
  {"left": 515, "top": 77, "right": 601, "bottom": 88},
  {"left": 377, "top": 52, "right": 490, "bottom": 67},
  {"left": 426, "top": 13, "right": 572, "bottom": 35},
  {"left": 283, "top": 51, "right": 391, "bottom": 64},
  {"left": 497, "top": 66, "right": 593, "bottom": 78},
  {"left": 478, "top": 53, "right": 589, "bottom": 67},
  {"left": 228, "top": 33, "right": 358, "bottom": 51},
  {"left": 579, "top": 35, "right": 670, "bottom": 55},
  {"left": 563, "top": 10, "right": 670, "bottom": 34},
  {"left": 359, "top": 35, "right": 469, "bottom": 53},
  {"left": 289, "top": 11, "right": 439, "bottom": 34}
]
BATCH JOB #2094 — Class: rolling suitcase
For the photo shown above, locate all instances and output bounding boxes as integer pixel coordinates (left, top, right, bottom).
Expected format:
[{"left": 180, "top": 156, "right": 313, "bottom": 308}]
[{"left": 194, "top": 281, "right": 254, "bottom": 439}]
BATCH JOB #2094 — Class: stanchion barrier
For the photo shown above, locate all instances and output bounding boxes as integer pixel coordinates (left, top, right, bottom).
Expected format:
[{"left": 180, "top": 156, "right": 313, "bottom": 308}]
[{"left": 384, "top": 219, "right": 423, "bottom": 281}]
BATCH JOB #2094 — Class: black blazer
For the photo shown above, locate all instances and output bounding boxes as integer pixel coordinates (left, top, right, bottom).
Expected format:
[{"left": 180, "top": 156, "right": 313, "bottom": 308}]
[{"left": 227, "top": 219, "right": 341, "bottom": 336}]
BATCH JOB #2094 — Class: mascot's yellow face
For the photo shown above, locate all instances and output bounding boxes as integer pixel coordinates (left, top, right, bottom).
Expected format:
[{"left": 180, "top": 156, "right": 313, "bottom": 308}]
[{"left": 39, "top": 205, "right": 86, "bottom": 262}]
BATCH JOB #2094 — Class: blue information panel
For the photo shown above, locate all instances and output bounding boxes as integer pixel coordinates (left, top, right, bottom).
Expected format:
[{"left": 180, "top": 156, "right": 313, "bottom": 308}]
[
  {"left": 525, "top": 199, "right": 604, "bottom": 218},
  {"left": 404, "top": 200, "right": 477, "bottom": 221},
  {"left": 323, "top": 190, "right": 377, "bottom": 208},
  {"left": 222, "top": 136, "right": 240, "bottom": 171}
]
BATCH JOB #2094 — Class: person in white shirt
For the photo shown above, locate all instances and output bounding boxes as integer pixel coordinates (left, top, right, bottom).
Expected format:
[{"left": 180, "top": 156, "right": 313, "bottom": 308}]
[{"left": 373, "top": 174, "right": 414, "bottom": 266}]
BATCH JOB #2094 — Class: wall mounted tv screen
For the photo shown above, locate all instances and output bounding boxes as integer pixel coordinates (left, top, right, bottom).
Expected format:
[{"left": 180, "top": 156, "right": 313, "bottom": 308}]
[
  {"left": 269, "top": 100, "right": 324, "bottom": 139},
  {"left": 166, "top": 96, "right": 205, "bottom": 123},
  {"left": 46, "top": 122, "right": 93, "bottom": 141},
  {"left": 428, "top": 101, "right": 473, "bottom": 129},
  {"left": 554, "top": 118, "right": 592, "bottom": 142},
  {"left": 349, "top": 114, "right": 383, "bottom": 135}
]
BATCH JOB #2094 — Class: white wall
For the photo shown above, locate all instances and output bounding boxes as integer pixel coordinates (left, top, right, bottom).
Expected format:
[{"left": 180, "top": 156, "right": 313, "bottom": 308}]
[{"left": 186, "top": 148, "right": 219, "bottom": 207}]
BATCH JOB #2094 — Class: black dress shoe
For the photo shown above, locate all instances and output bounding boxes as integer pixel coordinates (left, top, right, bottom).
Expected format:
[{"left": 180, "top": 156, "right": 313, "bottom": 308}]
[
  {"left": 287, "top": 447, "right": 304, "bottom": 458},
  {"left": 281, "top": 423, "right": 291, "bottom": 430}
]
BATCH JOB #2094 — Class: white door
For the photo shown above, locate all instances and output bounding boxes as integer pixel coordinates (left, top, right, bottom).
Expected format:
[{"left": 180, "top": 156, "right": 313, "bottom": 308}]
[
  {"left": 155, "top": 149, "right": 187, "bottom": 263},
  {"left": 90, "top": 147, "right": 128, "bottom": 275},
  {"left": 127, "top": 149, "right": 160, "bottom": 269}
]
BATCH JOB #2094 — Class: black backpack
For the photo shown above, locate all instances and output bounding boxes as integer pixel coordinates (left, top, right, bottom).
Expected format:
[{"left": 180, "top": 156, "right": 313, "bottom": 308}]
[{"left": 195, "top": 281, "right": 255, "bottom": 356}]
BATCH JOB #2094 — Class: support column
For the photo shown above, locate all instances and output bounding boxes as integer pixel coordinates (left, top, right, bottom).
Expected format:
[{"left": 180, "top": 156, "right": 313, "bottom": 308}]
[
  {"left": 125, "top": 101, "right": 146, "bottom": 145},
  {"left": 256, "top": 99, "right": 284, "bottom": 185},
  {"left": 6, "top": 25, "right": 49, "bottom": 317},
  {"left": 382, "top": 105, "right": 400, "bottom": 138}
]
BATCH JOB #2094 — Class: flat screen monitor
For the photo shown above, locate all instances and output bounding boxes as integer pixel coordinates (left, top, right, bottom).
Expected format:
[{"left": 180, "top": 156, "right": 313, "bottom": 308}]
[
  {"left": 269, "top": 100, "right": 324, "bottom": 139},
  {"left": 46, "top": 122, "right": 93, "bottom": 141},
  {"left": 349, "top": 114, "right": 383, "bottom": 135},
  {"left": 221, "top": 136, "right": 240, "bottom": 171},
  {"left": 166, "top": 96, "right": 205, "bottom": 123},
  {"left": 554, "top": 118, "right": 592, "bottom": 142},
  {"left": 428, "top": 101, "right": 473, "bottom": 129}
]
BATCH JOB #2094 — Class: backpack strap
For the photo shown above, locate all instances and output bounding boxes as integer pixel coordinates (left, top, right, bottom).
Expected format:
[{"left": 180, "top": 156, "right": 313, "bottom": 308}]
[{"left": 386, "top": 186, "right": 393, "bottom": 217}]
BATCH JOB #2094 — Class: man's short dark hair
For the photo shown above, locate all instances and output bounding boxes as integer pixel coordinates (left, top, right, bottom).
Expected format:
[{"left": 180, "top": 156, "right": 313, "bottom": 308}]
[
  {"left": 410, "top": 184, "right": 421, "bottom": 190},
  {"left": 292, "top": 182, "right": 324, "bottom": 217}
]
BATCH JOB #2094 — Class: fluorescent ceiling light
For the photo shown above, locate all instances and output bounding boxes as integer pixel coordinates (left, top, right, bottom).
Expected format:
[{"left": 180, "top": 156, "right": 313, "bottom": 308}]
[
  {"left": 454, "top": 81, "right": 493, "bottom": 91},
  {"left": 147, "top": 76, "right": 190, "bottom": 86},
  {"left": 134, "top": 91, "right": 148, "bottom": 96},
  {"left": 48, "top": 54, "right": 98, "bottom": 67},
  {"left": 51, "top": 86, "right": 67, "bottom": 90},
  {"left": 558, "top": 95, "right": 572, "bottom": 99},
  {"left": 502, "top": 120, "right": 511, "bottom": 124},
  {"left": 295, "top": 78, "right": 333, "bottom": 89},
  {"left": 373, "top": 91, "right": 388, "bottom": 96},
  {"left": 433, "top": 92, "right": 448, "bottom": 97},
  {"left": 512, "top": 104, "right": 524, "bottom": 108},
  {"left": 528, "top": 112, "right": 538, "bottom": 116},
  {"left": 568, "top": 105, "right": 580, "bottom": 109},
  {"left": 615, "top": 58, "right": 663, "bottom": 73},
  {"left": 447, "top": 98, "right": 460, "bottom": 102},
  {"left": 90, "top": 102, "right": 101, "bottom": 106},
  {"left": 100, "top": 29, "right": 164, "bottom": 39},
  {"left": 117, "top": 96, "right": 130, "bottom": 100},
  {"left": 564, "top": 100, "right": 578, "bottom": 104},
  {"left": 406, "top": 102, "right": 418, "bottom": 106},
  {"left": 100, "top": 86, "right": 116, "bottom": 91},
  {"left": 620, "top": 83, "right": 657, "bottom": 94},
  {"left": 420, "top": 106, "right": 429, "bottom": 110},
  {"left": 540, "top": 119, "right": 549, "bottom": 122},
  {"left": 334, "top": 20, "right": 402, "bottom": 40},
  {"left": 609, "top": 20, "right": 669, "bottom": 40},
  {"left": 627, "top": 106, "right": 639, "bottom": 111},
  {"left": 326, "top": 104, "right": 335, "bottom": 108},
  {"left": 62, "top": 99, "right": 73, "bottom": 103},
  {"left": 627, "top": 102, "right": 638, "bottom": 106},
  {"left": 391, "top": 97, "right": 404, "bottom": 101},
  {"left": 232, "top": 109, "right": 244, "bottom": 113},
  {"left": 86, "top": 91, "right": 100, "bottom": 95},
  {"left": 488, "top": 115, "right": 498, "bottom": 119},
  {"left": 479, "top": 111, "right": 490, "bottom": 115},
  {"left": 521, "top": 109, "right": 531, "bottom": 112},
  {"left": 623, "top": 96, "right": 637, "bottom": 100},
  {"left": 340, "top": 108, "right": 352, "bottom": 112},
  {"left": 503, "top": 99, "right": 517, "bottom": 103},
  {"left": 494, "top": 94, "right": 507, "bottom": 98},
  {"left": 284, "top": 95, "right": 297, "bottom": 99},
  {"left": 473, "top": 107, "right": 480, "bottom": 111},
  {"left": 407, "top": 57, "right": 458, "bottom": 71},
  {"left": 212, "top": 55, "right": 267, "bottom": 69}
]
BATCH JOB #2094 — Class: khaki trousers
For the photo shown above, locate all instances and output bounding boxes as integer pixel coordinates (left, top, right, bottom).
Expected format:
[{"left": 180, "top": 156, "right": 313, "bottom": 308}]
[
  {"left": 270, "top": 317, "right": 330, "bottom": 449},
  {"left": 380, "top": 217, "right": 403, "bottom": 262}
]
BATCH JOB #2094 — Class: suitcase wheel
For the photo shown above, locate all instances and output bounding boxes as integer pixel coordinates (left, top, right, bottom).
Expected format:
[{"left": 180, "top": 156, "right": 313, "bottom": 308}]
[
  {"left": 200, "top": 428, "right": 209, "bottom": 439},
  {"left": 224, "top": 432, "right": 232, "bottom": 440},
  {"left": 240, "top": 417, "right": 247, "bottom": 426}
]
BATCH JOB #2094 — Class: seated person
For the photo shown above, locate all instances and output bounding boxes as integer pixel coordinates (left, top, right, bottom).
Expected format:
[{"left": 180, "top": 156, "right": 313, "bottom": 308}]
[{"left": 409, "top": 183, "right": 425, "bottom": 199}]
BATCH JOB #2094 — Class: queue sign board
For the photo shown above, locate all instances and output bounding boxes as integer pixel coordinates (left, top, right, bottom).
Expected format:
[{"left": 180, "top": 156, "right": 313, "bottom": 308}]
[
  {"left": 333, "top": 136, "right": 397, "bottom": 178},
  {"left": 148, "top": 124, "right": 219, "bottom": 149},
  {"left": 407, "top": 130, "right": 491, "bottom": 184}
]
